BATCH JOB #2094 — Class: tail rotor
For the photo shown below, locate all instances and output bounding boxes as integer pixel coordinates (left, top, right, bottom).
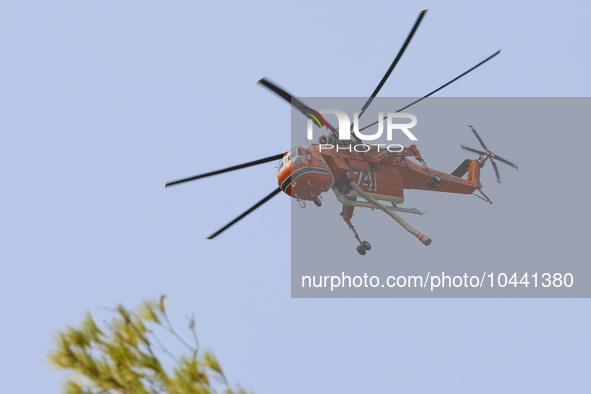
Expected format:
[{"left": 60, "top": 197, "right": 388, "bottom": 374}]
[{"left": 460, "top": 125, "right": 518, "bottom": 183}]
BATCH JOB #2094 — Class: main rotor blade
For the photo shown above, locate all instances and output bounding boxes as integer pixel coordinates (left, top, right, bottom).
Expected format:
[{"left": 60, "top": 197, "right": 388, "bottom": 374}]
[
  {"left": 258, "top": 78, "right": 338, "bottom": 134},
  {"left": 491, "top": 153, "right": 519, "bottom": 170},
  {"left": 356, "top": 9, "right": 427, "bottom": 121},
  {"left": 165, "top": 153, "right": 285, "bottom": 187},
  {"left": 490, "top": 157, "right": 501, "bottom": 183},
  {"left": 468, "top": 125, "right": 488, "bottom": 150},
  {"left": 460, "top": 145, "right": 486, "bottom": 155},
  {"left": 207, "top": 187, "right": 282, "bottom": 239},
  {"left": 359, "top": 50, "right": 501, "bottom": 132}
]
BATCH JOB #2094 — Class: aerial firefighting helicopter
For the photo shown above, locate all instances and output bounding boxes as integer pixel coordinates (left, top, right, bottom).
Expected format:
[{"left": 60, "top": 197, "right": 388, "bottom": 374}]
[{"left": 165, "top": 10, "right": 518, "bottom": 255}]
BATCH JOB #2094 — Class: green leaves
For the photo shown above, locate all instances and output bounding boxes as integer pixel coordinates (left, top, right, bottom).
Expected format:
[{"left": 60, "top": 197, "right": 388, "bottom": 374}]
[
  {"left": 139, "top": 301, "right": 161, "bottom": 324},
  {"left": 48, "top": 296, "right": 250, "bottom": 394},
  {"left": 203, "top": 351, "right": 224, "bottom": 380}
]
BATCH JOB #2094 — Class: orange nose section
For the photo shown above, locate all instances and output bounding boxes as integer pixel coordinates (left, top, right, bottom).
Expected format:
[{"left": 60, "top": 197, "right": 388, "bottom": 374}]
[{"left": 277, "top": 162, "right": 333, "bottom": 200}]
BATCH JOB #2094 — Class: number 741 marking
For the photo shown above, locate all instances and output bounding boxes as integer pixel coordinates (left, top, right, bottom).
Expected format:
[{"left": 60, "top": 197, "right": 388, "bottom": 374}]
[{"left": 352, "top": 169, "right": 377, "bottom": 192}]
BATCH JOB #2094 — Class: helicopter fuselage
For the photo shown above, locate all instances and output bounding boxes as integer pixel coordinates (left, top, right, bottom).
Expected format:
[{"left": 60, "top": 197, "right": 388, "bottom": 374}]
[{"left": 276, "top": 144, "right": 481, "bottom": 205}]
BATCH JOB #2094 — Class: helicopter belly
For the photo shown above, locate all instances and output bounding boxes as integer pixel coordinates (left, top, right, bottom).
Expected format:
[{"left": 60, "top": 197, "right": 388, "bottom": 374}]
[{"left": 346, "top": 190, "right": 404, "bottom": 204}]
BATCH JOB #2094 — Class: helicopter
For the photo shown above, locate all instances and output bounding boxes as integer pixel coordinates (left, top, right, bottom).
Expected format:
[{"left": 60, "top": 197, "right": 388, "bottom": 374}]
[{"left": 165, "top": 9, "right": 518, "bottom": 255}]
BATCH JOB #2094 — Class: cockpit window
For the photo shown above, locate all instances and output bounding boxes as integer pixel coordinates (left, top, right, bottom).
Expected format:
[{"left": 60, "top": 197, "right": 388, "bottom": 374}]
[
  {"left": 278, "top": 160, "right": 283, "bottom": 171},
  {"left": 288, "top": 147, "right": 308, "bottom": 166}
]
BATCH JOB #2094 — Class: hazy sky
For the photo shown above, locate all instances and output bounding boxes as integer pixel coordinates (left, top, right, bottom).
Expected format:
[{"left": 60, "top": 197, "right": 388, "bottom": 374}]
[{"left": 1, "top": 1, "right": 589, "bottom": 393}]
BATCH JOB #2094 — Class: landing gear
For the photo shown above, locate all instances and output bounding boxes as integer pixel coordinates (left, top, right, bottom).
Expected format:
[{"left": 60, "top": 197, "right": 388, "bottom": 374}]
[
  {"left": 355, "top": 241, "right": 372, "bottom": 255},
  {"left": 341, "top": 206, "right": 372, "bottom": 256},
  {"left": 313, "top": 196, "right": 322, "bottom": 207}
]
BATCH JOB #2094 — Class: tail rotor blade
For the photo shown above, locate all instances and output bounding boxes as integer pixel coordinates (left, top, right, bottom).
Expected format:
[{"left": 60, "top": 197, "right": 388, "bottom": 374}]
[
  {"left": 490, "top": 157, "right": 501, "bottom": 183},
  {"left": 461, "top": 127, "right": 518, "bottom": 182},
  {"left": 469, "top": 125, "right": 488, "bottom": 151},
  {"left": 491, "top": 153, "right": 519, "bottom": 170},
  {"left": 207, "top": 187, "right": 282, "bottom": 239},
  {"left": 165, "top": 153, "right": 285, "bottom": 187},
  {"left": 460, "top": 145, "right": 486, "bottom": 156}
]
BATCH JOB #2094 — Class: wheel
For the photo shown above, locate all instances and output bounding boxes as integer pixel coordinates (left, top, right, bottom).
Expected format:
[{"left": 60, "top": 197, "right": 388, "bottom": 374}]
[
  {"left": 432, "top": 174, "right": 442, "bottom": 184},
  {"left": 313, "top": 196, "right": 322, "bottom": 207},
  {"left": 356, "top": 245, "right": 366, "bottom": 255},
  {"left": 318, "top": 135, "right": 329, "bottom": 144},
  {"left": 427, "top": 179, "right": 436, "bottom": 189},
  {"left": 362, "top": 241, "right": 371, "bottom": 251}
]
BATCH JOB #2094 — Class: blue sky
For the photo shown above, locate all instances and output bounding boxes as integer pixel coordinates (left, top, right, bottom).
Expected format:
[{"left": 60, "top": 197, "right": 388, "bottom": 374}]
[{"left": 1, "top": 1, "right": 590, "bottom": 393}]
